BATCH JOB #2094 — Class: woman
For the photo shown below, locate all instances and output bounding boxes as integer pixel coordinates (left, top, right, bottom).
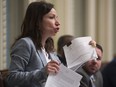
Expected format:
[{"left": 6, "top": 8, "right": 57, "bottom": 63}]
[
  {"left": 6, "top": 1, "right": 60, "bottom": 87},
  {"left": 6, "top": 1, "right": 96, "bottom": 87}
]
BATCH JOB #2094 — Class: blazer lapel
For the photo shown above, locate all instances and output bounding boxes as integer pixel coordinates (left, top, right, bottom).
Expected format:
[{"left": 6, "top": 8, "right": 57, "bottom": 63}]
[
  {"left": 49, "top": 53, "right": 61, "bottom": 63},
  {"left": 37, "top": 51, "right": 47, "bottom": 66}
]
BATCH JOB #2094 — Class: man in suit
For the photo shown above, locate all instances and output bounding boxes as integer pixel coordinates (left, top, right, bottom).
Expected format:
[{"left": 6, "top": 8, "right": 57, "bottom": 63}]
[
  {"left": 102, "top": 54, "right": 116, "bottom": 87},
  {"left": 76, "top": 44, "right": 103, "bottom": 87}
]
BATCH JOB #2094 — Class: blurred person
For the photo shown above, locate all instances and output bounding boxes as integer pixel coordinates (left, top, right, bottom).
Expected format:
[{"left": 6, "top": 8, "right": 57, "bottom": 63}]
[
  {"left": 102, "top": 54, "right": 116, "bottom": 87},
  {"left": 76, "top": 44, "right": 103, "bottom": 87},
  {"left": 57, "top": 35, "right": 74, "bottom": 66},
  {"left": 6, "top": 1, "right": 60, "bottom": 87}
]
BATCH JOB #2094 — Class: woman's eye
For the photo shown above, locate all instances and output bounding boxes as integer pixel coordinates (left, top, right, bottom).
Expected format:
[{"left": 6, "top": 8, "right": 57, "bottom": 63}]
[{"left": 49, "top": 16, "right": 54, "bottom": 19}]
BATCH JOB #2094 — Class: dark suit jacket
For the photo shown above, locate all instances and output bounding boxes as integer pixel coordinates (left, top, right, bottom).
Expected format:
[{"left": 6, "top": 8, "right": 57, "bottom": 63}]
[
  {"left": 76, "top": 67, "right": 103, "bottom": 87},
  {"left": 57, "top": 55, "right": 67, "bottom": 66},
  {"left": 102, "top": 58, "right": 116, "bottom": 87}
]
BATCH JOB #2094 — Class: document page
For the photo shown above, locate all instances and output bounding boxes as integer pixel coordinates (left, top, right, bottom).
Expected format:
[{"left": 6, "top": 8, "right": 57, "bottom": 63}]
[
  {"left": 45, "top": 64, "right": 82, "bottom": 87},
  {"left": 63, "top": 36, "right": 98, "bottom": 69}
]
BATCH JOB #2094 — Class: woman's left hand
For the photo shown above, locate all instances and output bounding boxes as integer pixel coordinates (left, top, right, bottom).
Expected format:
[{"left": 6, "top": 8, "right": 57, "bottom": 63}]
[{"left": 89, "top": 40, "right": 96, "bottom": 47}]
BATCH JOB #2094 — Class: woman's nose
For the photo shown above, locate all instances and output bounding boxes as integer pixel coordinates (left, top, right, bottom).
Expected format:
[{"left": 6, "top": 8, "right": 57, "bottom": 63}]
[{"left": 55, "top": 18, "right": 60, "bottom": 26}]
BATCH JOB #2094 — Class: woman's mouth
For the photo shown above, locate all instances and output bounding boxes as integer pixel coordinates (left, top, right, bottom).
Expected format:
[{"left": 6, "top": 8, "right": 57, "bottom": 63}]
[{"left": 55, "top": 28, "right": 59, "bottom": 32}]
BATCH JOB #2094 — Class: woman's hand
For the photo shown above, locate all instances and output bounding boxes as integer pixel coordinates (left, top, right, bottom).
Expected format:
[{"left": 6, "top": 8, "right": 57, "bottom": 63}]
[
  {"left": 46, "top": 60, "right": 60, "bottom": 74},
  {"left": 89, "top": 40, "right": 96, "bottom": 47}
]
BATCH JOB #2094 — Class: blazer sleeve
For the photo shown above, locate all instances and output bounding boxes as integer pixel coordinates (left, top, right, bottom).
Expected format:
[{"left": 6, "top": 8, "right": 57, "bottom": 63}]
[{"left": 6, "top": 38, "right": 48, "bottom": 86}]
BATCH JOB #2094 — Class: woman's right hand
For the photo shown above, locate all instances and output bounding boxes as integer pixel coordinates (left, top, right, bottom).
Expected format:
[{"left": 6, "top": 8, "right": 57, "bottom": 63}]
[{"left": 45, "top": 60, "right": 60, "bottom": 74}]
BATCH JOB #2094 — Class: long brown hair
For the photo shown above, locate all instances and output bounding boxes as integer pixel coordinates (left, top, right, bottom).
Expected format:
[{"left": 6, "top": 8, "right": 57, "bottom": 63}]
[{"left": 12, "top": 1, "right": 55, "bottom": 52}]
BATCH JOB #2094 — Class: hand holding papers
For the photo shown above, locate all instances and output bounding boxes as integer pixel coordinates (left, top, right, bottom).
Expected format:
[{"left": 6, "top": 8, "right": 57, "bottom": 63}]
[
  {"left": 63, "top": 36, "right": 98, "bottom": 69},
  {"left": 45, "top": 64, "right": 82, "bottom": 87},
  {"left": 45, "top": 36, "right": 97, "bottom": 87}
]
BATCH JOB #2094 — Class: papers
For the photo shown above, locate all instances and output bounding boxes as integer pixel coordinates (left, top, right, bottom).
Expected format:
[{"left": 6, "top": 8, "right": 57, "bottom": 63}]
[
  {"left": 63, "top": 36, "right": 98, "bottom": 69},
  {"left": 45, "top": 36, "right": 97, "bottom": 87},
  {"left": 45, "top": 64, "right": 82, "bottom": 87}
]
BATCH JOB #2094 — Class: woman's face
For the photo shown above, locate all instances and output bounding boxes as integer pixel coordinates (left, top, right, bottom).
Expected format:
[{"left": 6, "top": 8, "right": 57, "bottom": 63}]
[{"left": 41, "top": 8, "right": 60, "bottom": 37}]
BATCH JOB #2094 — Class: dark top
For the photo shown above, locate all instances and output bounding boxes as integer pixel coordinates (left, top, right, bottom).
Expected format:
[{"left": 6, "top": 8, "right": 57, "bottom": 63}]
[
  {"left": 57, "top": 55, "right": 67, "bottom": 66},
  {"left": 102, "top": 58, "right": 116, "bottom": 87}
]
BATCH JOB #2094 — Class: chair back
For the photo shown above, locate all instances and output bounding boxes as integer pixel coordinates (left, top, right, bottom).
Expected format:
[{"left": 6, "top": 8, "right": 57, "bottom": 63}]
[
  {"left": 0, "top": 72, "right": 4, "bottom": 87},
  {"left": 0, "top": 69, "right": 8, "bottom": 87}
]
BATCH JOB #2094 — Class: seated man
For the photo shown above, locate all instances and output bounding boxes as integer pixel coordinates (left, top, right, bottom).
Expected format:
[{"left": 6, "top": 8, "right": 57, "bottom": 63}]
[
  {"left": 76, "top": 44, "right": 103, "bottom": 87},
  {"left": 57, "top": 35, "right": 74, "bottom": 66}
]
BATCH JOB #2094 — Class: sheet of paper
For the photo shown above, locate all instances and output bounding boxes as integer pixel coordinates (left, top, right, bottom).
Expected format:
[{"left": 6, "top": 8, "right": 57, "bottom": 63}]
[
  {"left": 45, "top": 64, "right": 82, "bottom": 87},
  {"left": 63, "top": 36, "right": 98, "bottom": 69}
]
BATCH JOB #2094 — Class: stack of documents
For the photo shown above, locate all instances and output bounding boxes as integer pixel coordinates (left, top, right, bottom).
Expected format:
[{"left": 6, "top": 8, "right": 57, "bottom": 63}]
[
  {"left": 45, "top": 64, "right": 82, "bottom": 87},
  {"left": 45, "top": 36, "right": 98, "bottom": 87}
]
